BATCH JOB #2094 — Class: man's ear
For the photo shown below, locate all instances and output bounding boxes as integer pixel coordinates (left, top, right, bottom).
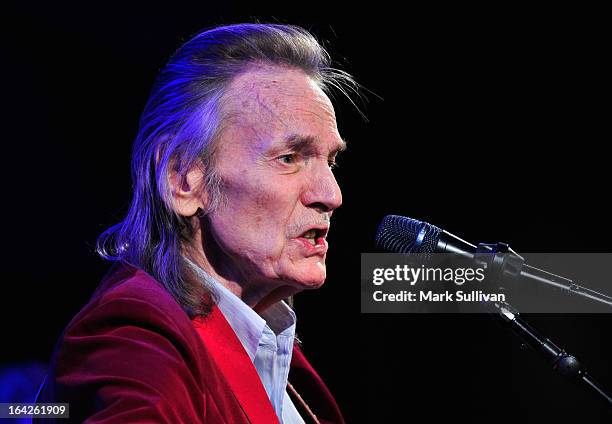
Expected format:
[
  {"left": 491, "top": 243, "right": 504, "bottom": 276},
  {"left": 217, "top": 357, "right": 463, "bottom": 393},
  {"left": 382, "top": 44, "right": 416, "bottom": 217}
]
[{"left": 168, "top": 160, "right": 208, "bottom": 217}]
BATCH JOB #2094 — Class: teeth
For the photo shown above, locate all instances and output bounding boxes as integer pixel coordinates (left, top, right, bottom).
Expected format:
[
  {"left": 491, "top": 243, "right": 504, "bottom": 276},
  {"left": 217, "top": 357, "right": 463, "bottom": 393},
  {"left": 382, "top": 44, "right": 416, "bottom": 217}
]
[{"left": 301, "top": 229, "right": 320, "bottom": 246}]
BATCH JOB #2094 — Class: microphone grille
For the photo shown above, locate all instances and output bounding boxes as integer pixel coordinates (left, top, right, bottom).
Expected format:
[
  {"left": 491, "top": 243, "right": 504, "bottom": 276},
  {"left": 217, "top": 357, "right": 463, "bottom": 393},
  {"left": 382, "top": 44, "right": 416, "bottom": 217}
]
[{"left": 375, "top": 215, "right": 442, "bottom": 253}]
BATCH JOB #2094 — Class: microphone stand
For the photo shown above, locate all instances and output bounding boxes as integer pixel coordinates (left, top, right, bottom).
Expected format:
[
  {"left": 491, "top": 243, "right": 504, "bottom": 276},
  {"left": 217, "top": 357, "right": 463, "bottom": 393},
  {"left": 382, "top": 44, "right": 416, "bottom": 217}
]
[
  {"left": 493, "top": 301, "right": 612, "bottom": 406},
  {"left": 476, "top": 242, "right": 612, "bottom": 407}
]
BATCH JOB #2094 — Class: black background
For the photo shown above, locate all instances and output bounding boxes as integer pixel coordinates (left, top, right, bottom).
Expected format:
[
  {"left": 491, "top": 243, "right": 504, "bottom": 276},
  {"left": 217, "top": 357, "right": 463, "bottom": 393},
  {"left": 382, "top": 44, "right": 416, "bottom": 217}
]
[{"left": 2, "top": 1, "right": 610, "bottom": 422}]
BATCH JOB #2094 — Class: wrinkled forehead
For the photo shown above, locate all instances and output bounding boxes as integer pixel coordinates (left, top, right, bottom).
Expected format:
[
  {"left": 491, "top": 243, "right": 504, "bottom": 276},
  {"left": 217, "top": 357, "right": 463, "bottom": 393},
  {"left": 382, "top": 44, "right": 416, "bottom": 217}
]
[{"left": 219, "top": 65, "right": 341, "bottom": 151}]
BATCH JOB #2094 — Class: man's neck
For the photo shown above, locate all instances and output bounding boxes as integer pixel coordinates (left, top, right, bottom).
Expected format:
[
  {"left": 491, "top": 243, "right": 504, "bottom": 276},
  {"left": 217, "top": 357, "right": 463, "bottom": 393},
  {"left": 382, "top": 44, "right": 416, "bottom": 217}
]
[{"left": 185, "top": 249, "right": 298, "bottom": 313}]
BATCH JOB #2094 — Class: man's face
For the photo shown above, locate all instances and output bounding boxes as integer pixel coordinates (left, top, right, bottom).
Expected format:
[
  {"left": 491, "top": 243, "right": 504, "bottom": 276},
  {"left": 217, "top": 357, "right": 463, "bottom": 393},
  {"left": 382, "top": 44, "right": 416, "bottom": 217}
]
[{"left": 203, "top": 66, "right": 344, "bottom": 292}]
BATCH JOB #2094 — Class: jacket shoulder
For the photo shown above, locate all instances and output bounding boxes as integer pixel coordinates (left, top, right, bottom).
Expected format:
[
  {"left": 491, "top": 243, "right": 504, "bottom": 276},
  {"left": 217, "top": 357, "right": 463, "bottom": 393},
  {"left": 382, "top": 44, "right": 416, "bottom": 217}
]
[
  {"left": 37, "top": 264, "right": 212, "bottom": 422},
  {"left": 69, "top": 263, "right": 189, "bottom": 331},
  {"left": 92, "top": 263, "right": 179, "bottom": 308}
]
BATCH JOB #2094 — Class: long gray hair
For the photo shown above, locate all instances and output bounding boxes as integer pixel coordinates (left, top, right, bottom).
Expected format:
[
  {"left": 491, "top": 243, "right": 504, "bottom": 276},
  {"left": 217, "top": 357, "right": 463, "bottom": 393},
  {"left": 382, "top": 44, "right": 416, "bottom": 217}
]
[{"left": 96, "top": 23, "right": 358, "bottom": 318}]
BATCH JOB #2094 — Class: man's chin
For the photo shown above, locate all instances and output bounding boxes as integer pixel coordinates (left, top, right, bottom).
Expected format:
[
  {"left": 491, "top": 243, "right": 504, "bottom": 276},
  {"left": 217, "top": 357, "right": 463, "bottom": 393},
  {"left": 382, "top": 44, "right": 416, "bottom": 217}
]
[
  {"left": 276, "top": 258, "right": 327, "bottom": 289},
  {"left": 300, "top": 278, "right": 326, "bottom": 290},
  {"left": 292, "top": 264, "right": 327, "bottom": 289}
]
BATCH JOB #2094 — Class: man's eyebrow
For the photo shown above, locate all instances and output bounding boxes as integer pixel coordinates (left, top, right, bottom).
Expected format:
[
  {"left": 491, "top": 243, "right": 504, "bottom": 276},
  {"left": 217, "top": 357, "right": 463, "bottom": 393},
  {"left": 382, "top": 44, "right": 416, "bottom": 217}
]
[{"left": 282, "top": 134, "right": 347, "bottom": 155}]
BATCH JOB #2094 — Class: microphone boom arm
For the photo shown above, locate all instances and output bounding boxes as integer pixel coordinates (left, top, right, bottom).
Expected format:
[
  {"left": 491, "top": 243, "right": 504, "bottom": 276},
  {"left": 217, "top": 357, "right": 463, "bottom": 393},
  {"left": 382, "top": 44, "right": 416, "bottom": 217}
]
[{"left": 520, "top": 264, "right": 612, "bottom": 307}]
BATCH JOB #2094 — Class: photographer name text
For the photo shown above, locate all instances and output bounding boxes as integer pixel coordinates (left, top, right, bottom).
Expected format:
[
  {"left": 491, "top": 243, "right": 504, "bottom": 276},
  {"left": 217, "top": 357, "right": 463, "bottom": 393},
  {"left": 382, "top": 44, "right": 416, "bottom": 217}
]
[{"left": 373, "top": 290, "right": 506, "bottom": 302}]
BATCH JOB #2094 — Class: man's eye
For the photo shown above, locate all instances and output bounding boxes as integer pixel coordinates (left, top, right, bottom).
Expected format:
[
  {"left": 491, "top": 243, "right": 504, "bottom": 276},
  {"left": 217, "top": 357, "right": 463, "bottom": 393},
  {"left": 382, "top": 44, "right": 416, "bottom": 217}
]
[{"left": 278, "top": 154, "right": 296, "bottom": 164}]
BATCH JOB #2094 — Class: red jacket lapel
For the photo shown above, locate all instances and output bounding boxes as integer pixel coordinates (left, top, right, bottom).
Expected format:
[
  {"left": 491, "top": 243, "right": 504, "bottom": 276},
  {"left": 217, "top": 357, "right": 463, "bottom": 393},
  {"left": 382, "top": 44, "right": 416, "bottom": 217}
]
[{"left": 192, "top": 306, "right": 280, "bottom": 424}]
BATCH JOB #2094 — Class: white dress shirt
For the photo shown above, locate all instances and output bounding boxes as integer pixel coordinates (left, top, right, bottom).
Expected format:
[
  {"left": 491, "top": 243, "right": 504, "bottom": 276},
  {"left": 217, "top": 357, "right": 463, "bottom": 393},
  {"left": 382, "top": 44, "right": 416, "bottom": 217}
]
[{"left": 185, "top": 258, "right": 305, "bottom": 423}]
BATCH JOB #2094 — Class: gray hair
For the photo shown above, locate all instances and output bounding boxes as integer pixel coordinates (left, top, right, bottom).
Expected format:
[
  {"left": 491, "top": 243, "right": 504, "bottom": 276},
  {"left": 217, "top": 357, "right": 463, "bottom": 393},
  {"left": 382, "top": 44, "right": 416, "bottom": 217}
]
[{"left": 96, "top": 23, "right": 358, "bottom": 318}]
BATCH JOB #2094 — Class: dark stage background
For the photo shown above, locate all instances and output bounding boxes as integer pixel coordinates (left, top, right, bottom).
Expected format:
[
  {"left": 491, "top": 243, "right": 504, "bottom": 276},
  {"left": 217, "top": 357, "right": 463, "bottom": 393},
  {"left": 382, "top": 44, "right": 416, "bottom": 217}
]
[{"left": 2, "top": 2, "right": 610, "bottom": 422}]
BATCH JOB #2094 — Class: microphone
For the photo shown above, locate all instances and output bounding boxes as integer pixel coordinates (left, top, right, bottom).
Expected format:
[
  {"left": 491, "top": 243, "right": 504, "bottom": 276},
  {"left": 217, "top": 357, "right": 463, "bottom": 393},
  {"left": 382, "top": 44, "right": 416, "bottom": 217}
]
[
  {"left": 375, "top": 215, "right": 476, "bottom": 258},
  {"left": 374, "top": 215, "right": 612, "bottom": 307}
]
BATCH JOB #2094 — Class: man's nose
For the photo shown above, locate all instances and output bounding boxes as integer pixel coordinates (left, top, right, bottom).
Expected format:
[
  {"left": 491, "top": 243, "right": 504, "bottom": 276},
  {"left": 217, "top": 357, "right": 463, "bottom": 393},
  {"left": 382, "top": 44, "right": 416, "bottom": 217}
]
[{"left": 302, "top": 163, "right": 343, "bottom": 213}]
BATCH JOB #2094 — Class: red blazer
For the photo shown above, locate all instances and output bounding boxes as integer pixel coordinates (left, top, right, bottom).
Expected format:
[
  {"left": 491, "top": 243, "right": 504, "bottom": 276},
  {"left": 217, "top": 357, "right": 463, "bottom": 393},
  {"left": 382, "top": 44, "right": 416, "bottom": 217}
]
[{"left": 36, "top": 264, "right": 345, "bottom": 423}]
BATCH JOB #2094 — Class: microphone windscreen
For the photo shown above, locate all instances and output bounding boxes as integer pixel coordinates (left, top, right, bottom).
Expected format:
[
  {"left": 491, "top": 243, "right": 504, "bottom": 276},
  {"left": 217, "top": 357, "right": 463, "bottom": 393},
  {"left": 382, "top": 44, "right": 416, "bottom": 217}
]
[{"left": 375, "top": 215, "right": 441, "bottom": 253}]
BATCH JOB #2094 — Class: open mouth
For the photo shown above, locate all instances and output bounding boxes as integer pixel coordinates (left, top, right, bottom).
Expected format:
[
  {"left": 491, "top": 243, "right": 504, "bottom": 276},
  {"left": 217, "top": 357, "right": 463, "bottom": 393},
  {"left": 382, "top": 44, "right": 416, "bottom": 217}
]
[{"left": 299, "top": 228, "right": 328, "bottom": 246}]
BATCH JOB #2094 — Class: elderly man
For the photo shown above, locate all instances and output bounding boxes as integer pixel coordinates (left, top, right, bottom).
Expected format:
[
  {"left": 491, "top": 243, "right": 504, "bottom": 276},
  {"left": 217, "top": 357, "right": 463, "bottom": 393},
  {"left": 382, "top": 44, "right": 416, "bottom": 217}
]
[{"left": 36, "top": 24, "right": 351, "bottom": 423}]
